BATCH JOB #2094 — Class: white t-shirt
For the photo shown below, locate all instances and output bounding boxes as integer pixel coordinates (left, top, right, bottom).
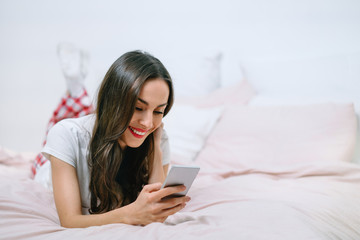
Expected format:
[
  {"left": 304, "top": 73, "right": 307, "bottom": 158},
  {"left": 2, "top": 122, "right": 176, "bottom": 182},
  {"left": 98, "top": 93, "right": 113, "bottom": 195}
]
[{"left": 38, "top": 114, "right": 170, "bottom": 214}]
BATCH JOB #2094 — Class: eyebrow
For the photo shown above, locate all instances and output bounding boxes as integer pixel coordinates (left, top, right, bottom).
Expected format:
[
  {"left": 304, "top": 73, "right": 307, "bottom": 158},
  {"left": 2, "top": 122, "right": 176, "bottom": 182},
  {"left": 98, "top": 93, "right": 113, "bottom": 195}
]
[{"left": 138, "top": 98, "right": 168, "bottom": 107}]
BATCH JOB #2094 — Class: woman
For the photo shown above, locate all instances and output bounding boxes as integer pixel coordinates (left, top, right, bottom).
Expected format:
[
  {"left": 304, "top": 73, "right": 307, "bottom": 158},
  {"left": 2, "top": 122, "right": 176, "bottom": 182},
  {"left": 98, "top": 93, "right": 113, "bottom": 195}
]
[{"left": 37, "top": 50, "right": 190, "bottom": 227}]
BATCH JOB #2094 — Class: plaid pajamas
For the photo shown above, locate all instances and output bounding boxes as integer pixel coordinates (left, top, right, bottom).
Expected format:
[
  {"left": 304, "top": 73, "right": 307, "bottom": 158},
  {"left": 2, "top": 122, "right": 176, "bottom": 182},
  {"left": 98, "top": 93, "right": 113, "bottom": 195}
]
[{"left": 31, "top": 89, "right": 93, "bottom": 176}]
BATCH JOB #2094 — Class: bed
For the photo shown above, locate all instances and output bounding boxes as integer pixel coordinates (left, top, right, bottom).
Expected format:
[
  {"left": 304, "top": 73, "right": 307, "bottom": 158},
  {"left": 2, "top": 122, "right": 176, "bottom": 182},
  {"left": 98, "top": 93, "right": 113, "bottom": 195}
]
[{"left": 1, "top": 53, "right": 360, "bottom": 240}]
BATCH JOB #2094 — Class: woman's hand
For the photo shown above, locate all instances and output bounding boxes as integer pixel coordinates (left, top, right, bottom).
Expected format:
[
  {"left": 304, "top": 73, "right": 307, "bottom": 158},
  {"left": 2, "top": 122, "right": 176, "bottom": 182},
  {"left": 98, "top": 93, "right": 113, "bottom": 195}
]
[
  {"left": 153, "top": 122, "right": 164, "bottom": 147},
  {"left": 126, "top": 182, "right": 191, "bottom": 226},
  {"left": 148, "top": 122, "right": 168, "bottom": 183}
]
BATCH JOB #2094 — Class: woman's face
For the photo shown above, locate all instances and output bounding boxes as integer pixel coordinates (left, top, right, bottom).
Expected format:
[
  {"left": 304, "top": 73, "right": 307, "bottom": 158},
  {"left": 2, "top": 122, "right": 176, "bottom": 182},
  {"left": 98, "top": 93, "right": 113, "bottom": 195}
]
[{"left": 118, "top": 78, "right": 170, "bottom": 149}]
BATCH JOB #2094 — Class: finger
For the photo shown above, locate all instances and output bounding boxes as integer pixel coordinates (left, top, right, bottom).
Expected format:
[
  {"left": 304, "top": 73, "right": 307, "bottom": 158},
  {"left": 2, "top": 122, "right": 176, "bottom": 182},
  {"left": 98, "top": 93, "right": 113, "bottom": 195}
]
[
  {"left": 156, "top": 185, "right": 186, "bottom": 200},
  {"left": 161, "top": 196, "right": 191, "bottom": 210},
  {"left": 155, "top": 122, "right": 163, "bottom": 131},
  {"left": 148, "top": 196, "right": 188, "bottom": 216},
  {"left": 155, "top": 123, "right": 163, "bottom": 136},
  {"left": 158, "top": 202, "right": 187, "bottom": 218},
  {"left": 142, "top": 182, "right": 162, "bottom": 193}
]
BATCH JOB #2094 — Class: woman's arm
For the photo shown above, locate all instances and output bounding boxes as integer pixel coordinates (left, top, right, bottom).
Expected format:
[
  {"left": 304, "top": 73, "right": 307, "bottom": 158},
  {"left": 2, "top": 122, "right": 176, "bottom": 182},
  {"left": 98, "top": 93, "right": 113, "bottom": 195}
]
[
  {"left": 148, "top": 123, "right": 168, "bottom": 184},
  {"left": 51, "top": 155, "right": 188, "bottom": 228},
  {"left": 51, "top": 156, "right": 129, "bottom": 227},
  {"left": 148, "top": 147, "right": 168, "bottom": 184}
]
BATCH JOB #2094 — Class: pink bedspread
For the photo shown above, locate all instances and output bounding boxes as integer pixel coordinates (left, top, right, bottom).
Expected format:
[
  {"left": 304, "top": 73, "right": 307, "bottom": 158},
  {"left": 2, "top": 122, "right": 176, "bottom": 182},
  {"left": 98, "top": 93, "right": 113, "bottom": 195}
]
[{"left": 1, "top": 148, "right": 360, "bottom": 240}]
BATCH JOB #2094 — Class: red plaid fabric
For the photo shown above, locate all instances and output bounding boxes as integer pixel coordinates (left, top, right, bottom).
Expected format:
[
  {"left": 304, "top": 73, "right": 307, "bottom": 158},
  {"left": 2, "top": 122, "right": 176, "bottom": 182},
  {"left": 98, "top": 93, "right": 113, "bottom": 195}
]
[{"left": 31, "top": 89, "right": 94, "bottom": 176}]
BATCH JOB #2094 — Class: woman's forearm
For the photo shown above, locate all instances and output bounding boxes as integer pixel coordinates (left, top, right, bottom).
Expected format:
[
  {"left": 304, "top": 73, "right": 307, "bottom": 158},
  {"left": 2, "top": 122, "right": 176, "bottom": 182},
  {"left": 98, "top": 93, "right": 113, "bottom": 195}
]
[
  {"left": 148, "top": 146, "right": 166, "bottom": 184},
  {"left": 61, "top": 182, "right": 189, "bottom": 228},
  {"left": 60, "top": 205, "right": 133, "bottom": 228}
]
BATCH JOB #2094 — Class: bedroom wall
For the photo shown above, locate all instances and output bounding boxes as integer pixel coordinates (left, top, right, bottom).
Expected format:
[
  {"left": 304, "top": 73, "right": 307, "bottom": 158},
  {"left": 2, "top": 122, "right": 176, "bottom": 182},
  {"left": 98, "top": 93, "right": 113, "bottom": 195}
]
[{"left": 0, "top": 0, "right": 360, "bottom": 152}]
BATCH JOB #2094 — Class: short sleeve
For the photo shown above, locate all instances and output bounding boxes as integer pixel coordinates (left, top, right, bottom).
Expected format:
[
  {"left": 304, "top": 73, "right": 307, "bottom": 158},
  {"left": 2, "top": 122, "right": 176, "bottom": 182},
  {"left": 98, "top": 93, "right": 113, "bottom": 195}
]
[
  {"left": 41, "top": 120, "right": 78, "bottom": 168},
  {"left": 160, "top": 129, "right": 170, "bottom": 166}
]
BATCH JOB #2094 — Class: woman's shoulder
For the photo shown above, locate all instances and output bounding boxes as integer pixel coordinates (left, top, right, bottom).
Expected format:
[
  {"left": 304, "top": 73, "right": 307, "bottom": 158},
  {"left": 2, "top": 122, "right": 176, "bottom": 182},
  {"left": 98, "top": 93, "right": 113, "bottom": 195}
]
[
  {"left": 49, "top": 114, "right": 95, "bottom": 144},
  {"left": 56, "top": 114, "right": 95, "bottom": 133}
]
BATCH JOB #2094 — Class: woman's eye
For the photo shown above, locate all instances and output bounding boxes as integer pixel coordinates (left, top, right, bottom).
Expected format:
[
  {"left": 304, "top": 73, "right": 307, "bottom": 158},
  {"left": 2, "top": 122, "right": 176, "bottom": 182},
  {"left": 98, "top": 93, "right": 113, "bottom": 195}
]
[
  {"left": 154, "top": 111, "right": 164, "bottom": 115},
  {"left": 135, "top": 107, "right": 143, "bottom": 111}
]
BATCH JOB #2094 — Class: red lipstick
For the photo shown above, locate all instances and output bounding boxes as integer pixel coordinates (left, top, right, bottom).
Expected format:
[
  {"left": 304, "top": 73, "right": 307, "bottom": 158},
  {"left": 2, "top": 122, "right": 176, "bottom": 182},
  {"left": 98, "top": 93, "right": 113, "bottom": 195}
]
[{"left": 128, "top": 126, "right": 147, "bottom": 138}]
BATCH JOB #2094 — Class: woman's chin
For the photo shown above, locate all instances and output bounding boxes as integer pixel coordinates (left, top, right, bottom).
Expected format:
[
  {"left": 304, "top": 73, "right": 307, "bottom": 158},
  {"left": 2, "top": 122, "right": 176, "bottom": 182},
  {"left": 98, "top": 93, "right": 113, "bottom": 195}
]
[
  {"left": 126, "top": 138, "right": 147, "bottom": 148},
  {"left": 127, "top": 142, "right": 143, "bottom": 148},
  {"left": 119, "top": 129, "right": 150, "bottom": 149}
]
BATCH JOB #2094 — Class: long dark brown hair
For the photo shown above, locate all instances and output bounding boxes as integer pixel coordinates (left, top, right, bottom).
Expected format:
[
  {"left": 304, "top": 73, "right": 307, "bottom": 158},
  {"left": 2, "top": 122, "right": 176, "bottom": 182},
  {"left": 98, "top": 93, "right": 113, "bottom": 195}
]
[{"left": 88, "top": 51, "right": 174, "bottom": 214}]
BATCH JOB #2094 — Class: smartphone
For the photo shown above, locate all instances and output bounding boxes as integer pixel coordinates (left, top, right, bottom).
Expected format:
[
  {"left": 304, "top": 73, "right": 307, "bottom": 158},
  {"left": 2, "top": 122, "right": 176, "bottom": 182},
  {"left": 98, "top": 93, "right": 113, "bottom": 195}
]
[{"left": 161, "top": 165, "right": 200, "bottom": 198}]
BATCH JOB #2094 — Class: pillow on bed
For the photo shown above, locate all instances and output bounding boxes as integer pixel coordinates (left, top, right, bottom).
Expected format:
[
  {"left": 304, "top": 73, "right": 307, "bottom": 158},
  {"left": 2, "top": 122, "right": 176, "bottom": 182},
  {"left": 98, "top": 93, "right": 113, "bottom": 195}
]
[
  {"left": 220, "top": 52, "right": 246, "bottom": 88},
  {"left": 166, "top": 79, "right": 256, "bottom": 164},
  {"left": 249, "top": 95, "right": 360, "bottom": 164},
  {"left": 176, "top": 79, "right": 256, "bottom": 108},
  {"left": 169, "top": 52, "right": 223, "bottom": 97},
  {"left": 196, "top": 103, "right": 357, "bottom": 169},
  {"left": 163, "top": 104, "right": 223, "bottom": 163}
]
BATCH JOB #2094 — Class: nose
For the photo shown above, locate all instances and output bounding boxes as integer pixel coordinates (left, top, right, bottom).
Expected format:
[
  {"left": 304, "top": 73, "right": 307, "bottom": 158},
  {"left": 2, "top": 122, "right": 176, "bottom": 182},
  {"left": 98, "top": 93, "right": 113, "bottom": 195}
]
[{"left": 139, "top": 111, "right": 153, "bottom": 129}]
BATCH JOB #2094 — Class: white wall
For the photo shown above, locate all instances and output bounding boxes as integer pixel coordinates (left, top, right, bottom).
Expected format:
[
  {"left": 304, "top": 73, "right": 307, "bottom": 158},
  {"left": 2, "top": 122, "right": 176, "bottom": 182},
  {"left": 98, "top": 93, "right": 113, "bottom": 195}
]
[{"left": 1, "top": 0, "right": 360, "bottom": 152}]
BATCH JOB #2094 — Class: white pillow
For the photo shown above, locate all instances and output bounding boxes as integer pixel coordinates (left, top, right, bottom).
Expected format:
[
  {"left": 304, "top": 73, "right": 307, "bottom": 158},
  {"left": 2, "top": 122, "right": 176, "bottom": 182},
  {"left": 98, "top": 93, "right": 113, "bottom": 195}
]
[
  {"left": 220, "top": 52, "right": 246, "bottom": 88},
  {"left": 169, "top": 52, "right": 223, "bottom": 97},
  {"left": 163, "top": 104, "right": 223, "bottom": 163}
]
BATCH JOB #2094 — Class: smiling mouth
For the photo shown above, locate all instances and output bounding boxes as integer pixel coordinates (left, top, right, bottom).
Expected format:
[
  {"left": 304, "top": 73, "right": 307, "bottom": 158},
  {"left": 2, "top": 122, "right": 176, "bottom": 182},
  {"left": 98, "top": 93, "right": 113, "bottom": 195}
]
[{"left": 129, "top": 126, "right": 147, "bottom": 138}]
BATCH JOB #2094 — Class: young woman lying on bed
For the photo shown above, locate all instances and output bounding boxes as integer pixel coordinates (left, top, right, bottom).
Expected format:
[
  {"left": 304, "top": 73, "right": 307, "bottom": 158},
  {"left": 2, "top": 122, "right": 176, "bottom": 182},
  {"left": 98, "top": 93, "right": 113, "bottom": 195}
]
[{"left": 32, "top": 48, "right": 190, "bottom": 227}]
